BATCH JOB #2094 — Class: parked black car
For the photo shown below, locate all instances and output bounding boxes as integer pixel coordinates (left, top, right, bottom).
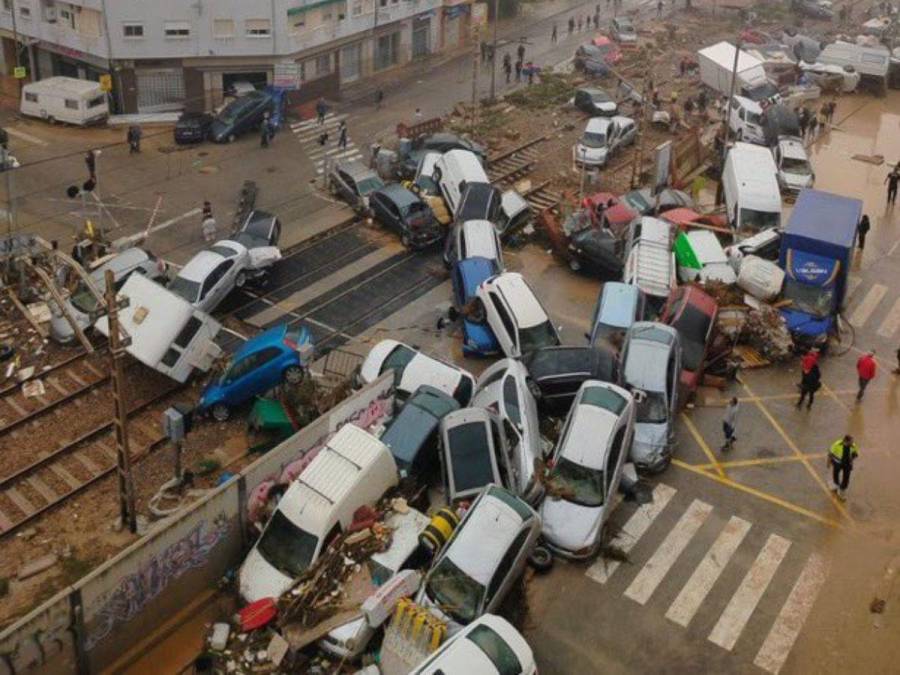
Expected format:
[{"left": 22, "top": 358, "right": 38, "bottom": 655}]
[
  {"left": 568, "top": 226, "right": 623, "bottom": 278},
  {"left": 380, "top": 385, "right": 460, "bottom": 480},
  {"left": 573, "top": 88, "right": 618, "bottom": 117},
  {"left": 369, "top": 184, "right": 442, "bottom": 249},
  {"left": 174, "top": 112, "right": 214, "bottom": 144},
  {"left": 522, "top": 344, "right": 619, "bottom": 416},
  {"left": 457, "top": 182, "right": 503, "bottom": 223},
  {"left": 210, "top": 91, "right": 273, "bottom": 143}
]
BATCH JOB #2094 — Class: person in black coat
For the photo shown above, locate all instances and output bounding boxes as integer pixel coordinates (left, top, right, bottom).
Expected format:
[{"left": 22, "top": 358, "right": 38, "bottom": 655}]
[
  {"left": 857, "top": 214, "right": 871, "bottom": 250},
  {"left": 797, "top": 362, "right": 821, "bottom": 410}
]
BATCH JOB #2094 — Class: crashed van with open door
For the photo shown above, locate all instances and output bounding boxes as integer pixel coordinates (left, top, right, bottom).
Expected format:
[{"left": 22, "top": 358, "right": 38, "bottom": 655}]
[{"left": 94, "top": 273, "right": 222, "bottom": 383}]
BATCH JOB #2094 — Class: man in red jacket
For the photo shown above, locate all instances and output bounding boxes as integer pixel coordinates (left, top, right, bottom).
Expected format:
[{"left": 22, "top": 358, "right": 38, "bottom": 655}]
[{"left": 856, "top": 350, "right": 877, "bottom": 402}]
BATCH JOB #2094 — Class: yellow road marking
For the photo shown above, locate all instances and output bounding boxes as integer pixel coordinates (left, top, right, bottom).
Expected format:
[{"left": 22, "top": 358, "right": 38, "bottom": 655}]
[
  {"left": 681, "top": 412, "right": 726, "bottom": 478},
  {"left": 692, "top": 452, "right": 825, "bottom": 471},
  {"left": 702, "top": 387, "right": 886, "bottom": 407},
  {"left": 740, "top": 380, "right": 854, "bottom": 524},
  {"left": 672, "top": 459, "right": 843, "bottom": 530},
  {"left": 819, "top": 380, "right": 853, "bottom": 414}
]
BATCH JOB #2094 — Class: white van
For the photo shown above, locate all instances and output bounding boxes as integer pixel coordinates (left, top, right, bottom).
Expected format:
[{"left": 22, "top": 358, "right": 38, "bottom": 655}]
[
  {"left": 20, "top": 77, "right": 108, "bottom": 125},
  {"left": 94, "top": 273, "right": 222, "bottom": 383},
  {"left": 239, "top": 424, "right": 399, "bottom": 602},
  {"left": 434, "top": 149, "right": 489, "bottom": 217},
  {"left": 624, "top": 216, "right": 676, "bottom": 305},
  {"left": 728, "top": 95, "right": 765, "bottom": 144},
  {"left": 722, "top": 142, "right": 782, "bottom": 232}
]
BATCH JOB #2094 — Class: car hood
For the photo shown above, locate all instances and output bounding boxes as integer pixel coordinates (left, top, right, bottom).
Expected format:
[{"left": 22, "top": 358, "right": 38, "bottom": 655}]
[
  {"left": 540, "top": 496, "right": 603, "bottom": 553},
  {"left": 576, "top": 144, "right": 608, "bottom": 161},
  {"left": 632, "top": 422, "right": 671, "bottom": 465},
  {"left": 239, "top": 547, "right": 293, "bottom": 603}
]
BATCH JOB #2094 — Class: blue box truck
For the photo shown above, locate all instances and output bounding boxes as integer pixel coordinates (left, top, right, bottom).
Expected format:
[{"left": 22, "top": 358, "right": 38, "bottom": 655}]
[{"left": 779, "top": 189, "right": 861, "bottom": 349}]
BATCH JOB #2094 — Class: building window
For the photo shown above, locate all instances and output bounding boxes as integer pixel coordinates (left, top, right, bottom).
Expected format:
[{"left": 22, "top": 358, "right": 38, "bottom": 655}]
[
  {"left": 164, "top": 21, "right": 191, "bottom": 39},
  {"left": 64, "top": 99, "right": 79, "bottom": 110},
  {"left": 19, "top": 5, "right": 31, "bottom": 18},
  {"left": 123, "top": 23, "right": 144, "bottom": 38},
  {"left": 379, "top": 0, "right": 387, "bottom": 6},
  {"left": 213, "top": 19, "right": 234, "bottom": 38},
  {"left": 24, "top": 92, "right": 37, "bottom": 103},
  {"left": 245, "top": 19, "right": 271, "bottom": 38},
  {"left": 351, "top": 1, "right": 363, "bottom": 17},
  {"left": 316, "top": 54, "right": 331, "bottom": 77},
  {"left": 1, "top": 0, "right": 10, "bottom": 12}
]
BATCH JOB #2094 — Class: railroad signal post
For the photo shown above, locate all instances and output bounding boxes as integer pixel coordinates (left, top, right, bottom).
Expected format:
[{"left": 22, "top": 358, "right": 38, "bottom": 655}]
[{"left": 104, "top": 270, "right": 137, "bottom": 534}]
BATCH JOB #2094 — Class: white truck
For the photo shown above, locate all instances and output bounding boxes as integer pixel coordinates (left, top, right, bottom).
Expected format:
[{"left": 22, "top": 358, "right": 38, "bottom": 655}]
[{"left": 698, "top": 42, "right": 779, "bottom": 102}]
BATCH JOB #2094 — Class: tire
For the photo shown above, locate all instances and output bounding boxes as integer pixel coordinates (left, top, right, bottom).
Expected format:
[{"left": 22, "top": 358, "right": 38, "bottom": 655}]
[
  {"left": 235, "top": 271, "right": 247, "bottom": 288},
  {"left": 401, "top": 233, "right": 412, "bottom": 249},
  {"left": 211, "top": 404, "right": 230, "bottom": 422},
  {"left": 283, "top": 365, "right": 305, "bottom": 385},
  {"left": 528, "top": 545, "right": 554, "bottom": 573},
  {"left": 568, "top": 257, "right": 582, "bottom": 272}
]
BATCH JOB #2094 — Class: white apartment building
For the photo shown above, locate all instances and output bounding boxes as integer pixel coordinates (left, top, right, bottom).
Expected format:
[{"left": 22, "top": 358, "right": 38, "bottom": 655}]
[{"left": 0, "top": 0, "right": 475, "bottom": 113}]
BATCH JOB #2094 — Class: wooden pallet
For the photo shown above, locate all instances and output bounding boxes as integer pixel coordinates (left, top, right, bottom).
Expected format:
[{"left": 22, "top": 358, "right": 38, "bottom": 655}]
[{"left": 733, "top": 345, "right": 770, "bottom": 369}]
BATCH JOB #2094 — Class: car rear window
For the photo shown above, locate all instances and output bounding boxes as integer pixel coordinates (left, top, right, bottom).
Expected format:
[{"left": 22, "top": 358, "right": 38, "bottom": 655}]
[
  {"left": 174, "top": 316, "right": 202, "bottom": 348},
  {"left": 527, "top": 348, "right": 590, "bottom": 379},
  {"left": 581, "top": 385, "right": 627, "bottom": 414},
  {"left": 466, "top": 624, "right": 522, "bottom": 675},
  {"left": 447, "top": 423, "right": 495, "bottom": 493}
]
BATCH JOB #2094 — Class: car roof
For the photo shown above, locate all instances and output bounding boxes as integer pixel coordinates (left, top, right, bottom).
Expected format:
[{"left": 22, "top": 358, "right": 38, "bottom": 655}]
[
  {"left": 586, "top": 117, "right": 612, "bottom": 133},
  {"left": 230, "top": 323, "right": 287, "bottom": 361},
  {"left": 445, "top": 489, "right": 529, "bottom": 586},
  {"left": 487, "top": 273, "right": 548, "bottom": 328},
  {"left": 336, "top": 159, "right": 376, "bottom": 179},
  {"left": 89, "top": 247, "right": 151, "bottom": 281},
  {"left": 779, "top": 138, "right": 808, "bottom": 159},
  {"left": 378, "top": 183, "right": 419, "bottom": 206},
  {"left": 563, "top": 397, "right": 619, "bottom": 469},
  {"left": 461, "top": 220, "right": 498, "bottom": 256},
  {"left": 176, "top": 248, "right": 228, "bottom": 282},
  {"left": 624, "top": 324, "right": 676, "bottom": 390},
  {"left": 458, "top": 257, "right": 496, "bottom": 296},
  {"left": 599, "top": 282, "right": 642, "bottom": 328}
]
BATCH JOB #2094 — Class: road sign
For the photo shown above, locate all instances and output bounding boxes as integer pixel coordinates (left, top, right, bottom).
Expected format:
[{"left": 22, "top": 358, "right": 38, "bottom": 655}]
[
  {"left": 99, "top": 74, "right": 112, "bottom": 92},
  {"left": 273, "top": 62, "right": 300, "bottom": 90},
  {"left": 13, "top": 66, "right": 26, "bottom": 79}
]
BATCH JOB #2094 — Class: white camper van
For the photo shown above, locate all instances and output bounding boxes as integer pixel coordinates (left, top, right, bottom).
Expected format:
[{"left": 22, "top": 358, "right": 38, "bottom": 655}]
[
  {"left": 20, "top": 77, "right": 109, "bottom": 125},
  {"left": 722, "top": 142, "right": 782, "bottom": 232},
  {"left": 94, "top": 273, "right": 222, "bottom": 383},
  {"left": 624, "top": 216, "right": 677, "bottom": 305},
  {"left": 239, "top": 424, "right": 399, "bottom": 602}
]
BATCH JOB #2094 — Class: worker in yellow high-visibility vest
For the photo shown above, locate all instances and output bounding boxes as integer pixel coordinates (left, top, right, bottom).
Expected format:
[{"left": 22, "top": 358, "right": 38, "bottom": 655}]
[{"left": 828, "top": 435, "right": 859, "bottom": 501}]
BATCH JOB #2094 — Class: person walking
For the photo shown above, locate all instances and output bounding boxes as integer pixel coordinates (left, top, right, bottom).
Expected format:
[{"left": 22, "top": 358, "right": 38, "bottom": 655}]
[
  {"left": 85, "top": 150, "right": 96, "bottom": 182},
  {"left": 551, "top": 23, "right": 558, "bottom": 43},
  {"left": 828, "top": 435, "right": 859, "bottom": 500},
  {"left": 894, "top": 345, "right": 900, "bottom": 374},
  {"left": 657, "top": 0, "right": 663, "bottom": 17},
  {"left": 202, "top": 200, "right": 213, "bottom": 221},
  {"left": 260, "top": 112, "right": 272, "bottom": 147},
  {"left": 856, "top": 349, "right": 877, "bottom": 401},
  {"left": 721, "top": 397, "right": 739, "bottom": 451},
  {"left": 857, "top": 214, "right": 871, "bottom": 250},
  {"left": 525, "top": 61, "right": 535, "bottom": 85},
  {"left": 202, "top": 213, "right": 217, "bottom": 243},
  {"left": 414, "top": 107, "right": 424, "bottom": 120},
  {"left": 316, "top": 97, "right": 327, "bottom": 125},
  {"left": 796, "top": 359, "right": 821, "bottom": 409},
  {"left": 885, "top": 169, "right": 899, "bottom": 205},
  {"left": 594, "top": 11, "right": 600, "bottom": 28},
  {"left": 808, "top": 113, "right": 818, "bottom": 140},
  {"left": 503, "top": 56, "right": 512, "bottom": 84},
  {"left": 515, "top": 59, "right": 523, "bottom": 82},
  {"left": 337, "top": 120, "right": 348, "bottom": 150},
  {"left": 517, "top": 43, "right": 526, "bottom": 63},
  {"left": 375, "top": 89, "right": 384, "bottom": 109},
  {"left": 127, "top": 125, "right": 142, "bottom": 154},
  {"left": 826, "top": 100, "right": 836, "bottom": 124},
  {"left": 798, "top": 108, "right": 809, "bottom": 139}
]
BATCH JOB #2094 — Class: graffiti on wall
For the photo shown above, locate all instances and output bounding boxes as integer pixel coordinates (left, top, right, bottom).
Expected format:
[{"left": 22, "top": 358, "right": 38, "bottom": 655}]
[
  {"left": 84, "top": 514, "right": 230, "bottom": 651},
  {"left": 0, "top": 603, "right": 75, "bottom": 675}
]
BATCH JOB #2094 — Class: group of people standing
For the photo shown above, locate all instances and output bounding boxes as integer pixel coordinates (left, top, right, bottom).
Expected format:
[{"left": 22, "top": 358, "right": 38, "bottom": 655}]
[
  {"left": 563, "top": 4, "right": 604, "bottom": 37},
  {"left": 796, "top": 102, "right": 836, "bottom": 141}
]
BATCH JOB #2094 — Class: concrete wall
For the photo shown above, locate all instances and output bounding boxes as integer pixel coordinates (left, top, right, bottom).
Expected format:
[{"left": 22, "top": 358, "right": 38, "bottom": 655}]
[{"left": 0, "top": 373, "right": 394, "bottom": 675}]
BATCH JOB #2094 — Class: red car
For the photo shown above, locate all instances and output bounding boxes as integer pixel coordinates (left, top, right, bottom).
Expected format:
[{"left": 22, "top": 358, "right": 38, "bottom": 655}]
[
  {"left": 590, "top": 35, "right": 623, "bottom": 65},
  {"left": 660, "top": 285, "right": 718, "bottom": 392},
  {"left": 582, "top": 192, "right": 638, "bottom": 237},
  {"left": 660, "top": 208, "right": 729, "bottom": 233}
]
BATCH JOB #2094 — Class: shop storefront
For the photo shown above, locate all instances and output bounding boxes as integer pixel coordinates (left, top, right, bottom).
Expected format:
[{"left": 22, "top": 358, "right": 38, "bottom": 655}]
[{"left": 442, "top": 0, "right": 472, "bottom": 50}]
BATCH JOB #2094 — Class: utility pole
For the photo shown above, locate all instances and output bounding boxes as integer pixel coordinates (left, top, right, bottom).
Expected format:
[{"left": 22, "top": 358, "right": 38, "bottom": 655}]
[
  {"left": 629, "top": 81, "right": 650, "bottom": 189},
  {"left": 105, "top": 270, "right": 137, "bottom": 534},
  {"left": 489, "top": 0, "right": 499, "bottom": 101}
]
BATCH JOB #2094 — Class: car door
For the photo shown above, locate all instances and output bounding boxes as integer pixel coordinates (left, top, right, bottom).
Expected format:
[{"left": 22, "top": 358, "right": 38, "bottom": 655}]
[
  {"left": 222, "top": 351, "right": 261, "bottom": 404},
  {"left": 244, "top": 346, "right": 286, "bottom": 400},
  {"left": 485, "top": 526, "right": 530, "bottom": 613},
  {"left": 336, "top": 170, "right": 354, "bottom": 202},
  {"left": 486, "top": 292, "right": 518, "bottom": 357},
  {"left": 203, "top": 259, "right": 235, "bottom": 311},
  {"left": 604, "top": 425, "right": 627, "bottom": 516}
]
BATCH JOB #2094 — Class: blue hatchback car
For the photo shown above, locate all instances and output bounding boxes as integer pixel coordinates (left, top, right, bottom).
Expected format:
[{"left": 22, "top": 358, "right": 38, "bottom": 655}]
[
  {"left": 199, "top": 323, "right": 314, "bottom": 421},
  {"left": 451, "top": 257, "right": 500, "bottom": 356}
]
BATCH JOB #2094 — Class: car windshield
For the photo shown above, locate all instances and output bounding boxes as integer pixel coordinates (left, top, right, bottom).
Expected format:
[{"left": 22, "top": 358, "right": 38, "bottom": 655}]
[
  {"left": 782, "top": 157, "right": 812, "bottom": 174},
  {"left": 466, "top": 624, "right": 523, "bottom": 675},
  {"left": 581, "top": 131, "right": 607, "bottom": 148},
  {"left": 783, "top": 278, "right": 835, "bottom": 318},
  {"left": 739, "top": 208, "right": 780, "bottom": 231},
  {"left": 591, "top": 91, "right": 612, "bottom": 103},
  {"left": 636, "top": 390, "right": 668, "bottom": 424},
  {"left": 168, "top": 276, "right": 201, "bottom": 303},
  {"left": 676, "top": 306, "right": 712, "bottom": 371},
  {"left": 357, "top": 176, "right": 384, "bottom": 196},
  {"left": 549, "top": 456, "right": 605, "bottom": 507},
  {"left": 383, "top": 344, "right": 416, "bottom": 382},
  {"left": 70, "top": 283, "right": 99, "bottom": 315},
  {"left": 426, "top": 556, "right": 483, "bottom": 624},
  {"left": 519, "top": 321, "right": 559, "bottom": 353},
  {"left": 447, "top": 423, "right": 495, "bottom": 493},
  {"left": 256, "top": 510, "right": 320, "bottom": 578},
  {"left": 219, "top": 98, "right": 252, "bottom": 124}
]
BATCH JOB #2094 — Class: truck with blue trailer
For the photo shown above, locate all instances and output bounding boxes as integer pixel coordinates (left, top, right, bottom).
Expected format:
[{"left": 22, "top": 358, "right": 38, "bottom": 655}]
[{"left": 779, "top": 189, "right": 861, "bottom": 349}]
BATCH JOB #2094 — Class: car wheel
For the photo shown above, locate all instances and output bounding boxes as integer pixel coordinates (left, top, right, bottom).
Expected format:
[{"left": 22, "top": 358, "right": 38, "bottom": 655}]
[
  {"left": 211, "top": 404, "right": 230, "bottom": 422},
  {"left": 528, "top": 545, "right": 554, "bottom": 573},
  {"left": 235, "top": 271, "right": 247, "bottom": 288},
  {"left": 568, "top": 257, "right": 582, "bottom": 272},
  {"left": 401, "top": 233, "right": 413, "bottom": 249},
  {"left": 227, "top": 133, "right": 236, "bottom": 143},
  {"left": 283, "top": 365, "right": 305, "bottom": 385}
]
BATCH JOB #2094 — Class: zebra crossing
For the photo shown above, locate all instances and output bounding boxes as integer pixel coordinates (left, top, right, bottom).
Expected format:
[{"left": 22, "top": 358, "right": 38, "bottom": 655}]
[
  {"left": 846, "top": 279, "right": 900, "bottom": 343},
  {"left": 584, "top": 482, "right": 828, "bottom": 674},
  {"left": 290, "top": 112, "right": 364, "bottom": 174}
]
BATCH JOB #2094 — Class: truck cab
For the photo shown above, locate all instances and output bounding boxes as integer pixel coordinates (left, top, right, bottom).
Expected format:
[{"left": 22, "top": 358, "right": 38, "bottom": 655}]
[
  {"left": 728, "top": 96, "right": 765, "bottom": 144},
  {"left": 779, "top": 189, "right": 861, "bottom": 348}
]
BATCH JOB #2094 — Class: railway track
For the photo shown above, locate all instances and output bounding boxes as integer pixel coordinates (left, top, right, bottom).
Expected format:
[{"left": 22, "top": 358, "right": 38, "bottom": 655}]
[
  {"left": 488, "top": 136, "right": 562, "bottom": 214},
  {"left": 0, "top": 383, "right": 182, "bottom": 539}
]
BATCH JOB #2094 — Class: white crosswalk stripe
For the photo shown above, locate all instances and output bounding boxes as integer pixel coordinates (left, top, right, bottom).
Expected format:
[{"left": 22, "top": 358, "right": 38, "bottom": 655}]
[
  {"left": 876, "top": 296, "right": 900, "bottom": 338},
  {"left": 585, "top": 482, "right": 676, "bottom": 584},
  {"left": 848, "top": 283, "right": 887, "bottom": 327},
  {"left": 846, "top": 276, "right": 861, "bottom": 300},
  {"left": 624, "top": 499, "right": 712, "bottom": 605},
  {"left": 582, "top": 485, "right": 826, "bottom": 670},
  {"left": 666, "top": 516, "right": 751, "bottom": 627},
  {"left": 754, "top": 554, "right": 829, "bottom": 674},
  {"left": 291, "top": 111, "right": 363, "bottom": 174},
  {"left": 708, "top": 533, "right": 791, "bottom": 651}
]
